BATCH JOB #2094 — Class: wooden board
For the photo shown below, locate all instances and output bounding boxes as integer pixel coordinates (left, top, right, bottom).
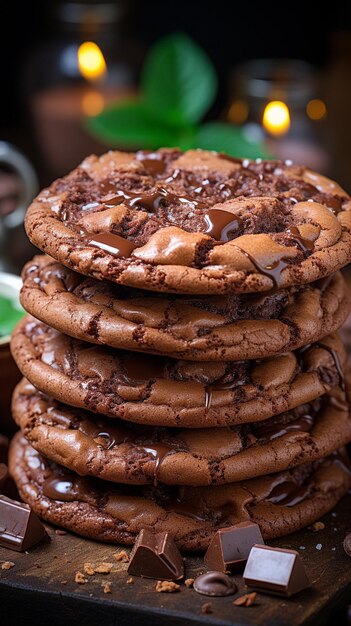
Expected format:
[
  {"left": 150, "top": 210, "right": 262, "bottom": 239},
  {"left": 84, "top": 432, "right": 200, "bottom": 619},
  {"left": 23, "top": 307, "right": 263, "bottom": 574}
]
[{"left": 0, "top": 493, "right": 350, "bottom": 626}]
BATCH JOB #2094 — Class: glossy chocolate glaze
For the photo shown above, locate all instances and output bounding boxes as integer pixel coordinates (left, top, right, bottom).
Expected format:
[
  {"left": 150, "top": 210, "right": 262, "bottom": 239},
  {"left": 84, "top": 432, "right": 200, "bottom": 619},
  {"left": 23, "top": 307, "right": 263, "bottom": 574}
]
[
  {"left": 88, "top": 232, "right": 137, "bottom": 258},
  {"left": 204, "top": 209, "right": 242, "bottom": 241}
]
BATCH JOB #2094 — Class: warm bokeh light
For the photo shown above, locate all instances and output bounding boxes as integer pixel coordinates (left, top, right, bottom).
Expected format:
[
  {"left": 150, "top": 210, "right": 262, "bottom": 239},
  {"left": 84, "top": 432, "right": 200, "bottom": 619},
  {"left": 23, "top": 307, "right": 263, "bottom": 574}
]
[
  {"left": 78, "top": 42, "right": 107, "bottom": 81},
  {"left": 262, "top": 100, "right": 290, "bottom": 136},
  {"left": 228, "top": 99, "right": 249, "bottom": 124},
  {"left": 306, "top": 98, "right": 327, "bottom": 121},
  {"left": 82, "top": 91, "right": 105, "bottom": 116}
]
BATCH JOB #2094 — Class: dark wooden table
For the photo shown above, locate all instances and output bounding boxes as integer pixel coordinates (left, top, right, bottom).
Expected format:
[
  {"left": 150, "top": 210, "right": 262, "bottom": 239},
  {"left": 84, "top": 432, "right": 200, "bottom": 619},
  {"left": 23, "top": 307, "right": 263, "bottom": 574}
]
[{"left": 1, "top": 493, "right": 350, "bottom": 626}]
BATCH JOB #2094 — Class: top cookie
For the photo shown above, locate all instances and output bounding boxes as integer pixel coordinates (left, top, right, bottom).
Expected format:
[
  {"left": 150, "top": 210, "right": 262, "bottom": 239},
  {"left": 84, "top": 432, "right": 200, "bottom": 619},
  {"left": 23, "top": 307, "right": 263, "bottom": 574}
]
[{"left": 25, "top": 149, "right": 351, "bottom": 295}]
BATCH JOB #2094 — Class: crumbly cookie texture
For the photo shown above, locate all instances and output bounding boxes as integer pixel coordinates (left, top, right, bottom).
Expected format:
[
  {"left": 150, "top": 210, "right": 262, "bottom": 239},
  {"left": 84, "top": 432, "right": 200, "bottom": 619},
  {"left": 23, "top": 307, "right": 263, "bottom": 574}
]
[
  {"left": 25, "top": 149, "right": 351, "bottom": 295},
  {"left": 20, "top": 256, "right": 350, "bottom": 361},
  {"left": 9, "top": 433, "right": 351, "bottom": 551},
  {"left": 11, "top": 316, "right": 347, "bottom": 427},
  {"left": 12, "top": 378, "right": 351, "bottom": 486}
]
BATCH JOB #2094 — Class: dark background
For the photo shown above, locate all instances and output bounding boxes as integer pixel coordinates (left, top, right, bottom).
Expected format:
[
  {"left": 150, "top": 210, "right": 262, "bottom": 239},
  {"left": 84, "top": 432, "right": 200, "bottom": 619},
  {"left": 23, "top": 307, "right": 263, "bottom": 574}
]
[{"left": 1, "top": 0, "right": 351, "bottom": 186}]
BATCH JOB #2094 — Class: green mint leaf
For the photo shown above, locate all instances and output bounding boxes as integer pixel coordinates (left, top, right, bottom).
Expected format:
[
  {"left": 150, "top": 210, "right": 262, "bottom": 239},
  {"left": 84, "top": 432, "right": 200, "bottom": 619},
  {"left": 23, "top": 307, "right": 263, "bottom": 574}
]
[
  {"left": 142, "top": 33, "right": 217, "bottom": 125},
  {"left": 195, "top": 122, "right": 270, "bottom": 159},
  {"left": 87, "top": 101, "right": 185, "bottom": 149},
  {"left": 0, "top": 294, "right": 24, "bottom": 337}
]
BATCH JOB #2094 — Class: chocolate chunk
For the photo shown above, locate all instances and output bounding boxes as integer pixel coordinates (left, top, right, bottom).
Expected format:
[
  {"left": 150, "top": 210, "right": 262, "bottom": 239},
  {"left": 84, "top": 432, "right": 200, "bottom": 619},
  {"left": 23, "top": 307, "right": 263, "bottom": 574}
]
[
  {"left": 0, "top": 463, "right": 8, "bottom": 490},
  {"left": 88, "top": 233, "right": 137, "bottom": 258},
  {"left": 343, "top": 533, "right": 351, "bottom": 557},
  {"left": 204, "top": 521, "right": 264, "bottom": 573},
  {"left": 243, "top": 545, "right": 310, "bottom": 596},
  {"left": 0, "top": 495, "right": 47, "bottom": 551},
  {"left": 193, "top": 571, "right": 237, "bottom": 597},
  {"left": 127, "top": 529, "right": 184, "bottom": 580}
]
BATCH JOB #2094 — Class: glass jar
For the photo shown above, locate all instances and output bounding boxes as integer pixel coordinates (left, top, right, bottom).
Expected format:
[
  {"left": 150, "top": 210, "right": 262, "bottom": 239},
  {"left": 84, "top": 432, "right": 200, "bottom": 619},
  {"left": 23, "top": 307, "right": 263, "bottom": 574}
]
[
  {"left": 226, "top": 58, "right": 329, "bottom": 171},
  {"left": 25, "top": 1, "right": 141, "bottom": 178}
]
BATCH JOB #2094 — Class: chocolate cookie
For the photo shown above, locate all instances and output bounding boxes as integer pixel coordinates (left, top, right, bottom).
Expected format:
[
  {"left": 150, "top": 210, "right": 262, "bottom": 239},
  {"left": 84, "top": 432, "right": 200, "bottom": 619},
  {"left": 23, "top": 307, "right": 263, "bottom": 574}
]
[
  {"left": 20, "top": 256, "right": 350, "bottom": 361},
  {"left": 12, "top": 379, "right": 351, "bottom": 486},
  {"left": 24, "top": 149, "right": 351, "bottom": 295},
  {"left": 11, "top": 316, "right": 347, "bottom": 427},
  {"left": 9, "top": 434, "right": 351, "bottom": 550}
]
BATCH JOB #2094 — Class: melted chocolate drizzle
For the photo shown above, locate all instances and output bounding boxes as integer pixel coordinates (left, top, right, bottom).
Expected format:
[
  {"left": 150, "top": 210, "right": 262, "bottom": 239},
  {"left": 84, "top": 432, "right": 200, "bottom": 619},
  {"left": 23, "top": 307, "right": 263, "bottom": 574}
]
[
  {"left": 166, "top": 498, "right": 208, "bottom": 522},
  {"left": 42, "top": 475, "right": 90, "bottom": 502},
  {"left": 102, "top": 187, "right": 207, "bottom": 212},
  {"left": 204, "top": 209, "right": 242, "bottom": 241},
  {"left": 26, "top": 262, "right": 81, "bottom": 293},
  {"left": 266, "top": 480, "right": 310, "bottom": 507},
  {"left": 88, "top": 232, "right": 137, "bottom": 258},
  {"left": 254, "top": 414, "right": 314, "bottom": 442},
  {"left": 298, "top": 342, "right": 345, "bottom": 391},
  {"left": 233, "top": 245, "right": 289, "bottom": 289},
  {"left": 286, "top": 226, "right": 315, "bottom": 254},
  {"left": 136, "top": 150, "right": 167, "bottom": 176},
  {"left": 143, "top": 443, "right": 173, "bottom": 486},
  {"left": 205, "top": 375, "right": 245, "bottom": 410},
  {"left": 77, "top": 413, "right": 171, "bottom": 486}
]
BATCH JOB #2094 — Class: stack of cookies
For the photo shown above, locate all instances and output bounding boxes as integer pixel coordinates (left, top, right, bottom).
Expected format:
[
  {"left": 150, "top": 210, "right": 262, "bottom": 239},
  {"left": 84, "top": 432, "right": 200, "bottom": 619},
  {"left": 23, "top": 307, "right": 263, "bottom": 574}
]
[{"left": 9, "top": 149, "right": 351, "bottom": 551}]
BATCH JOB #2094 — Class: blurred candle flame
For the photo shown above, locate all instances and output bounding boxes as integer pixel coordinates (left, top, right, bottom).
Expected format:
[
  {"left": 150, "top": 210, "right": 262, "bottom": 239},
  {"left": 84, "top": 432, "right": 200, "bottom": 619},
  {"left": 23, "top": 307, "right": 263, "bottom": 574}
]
[
  {"left": 82, "top": 91, "right": 105, "bottom": 116},
  {"left": 262, "top": 100, "right": 290, "bottom": 136},
  {"left": 306, "top": 99, "right": 327, "bottom": 121},
  {"left": 228, "top": 99, "right": 249, "bottom": 124},
  {"left": 78, "top": 42, "right": 107, "bottom": 81}
]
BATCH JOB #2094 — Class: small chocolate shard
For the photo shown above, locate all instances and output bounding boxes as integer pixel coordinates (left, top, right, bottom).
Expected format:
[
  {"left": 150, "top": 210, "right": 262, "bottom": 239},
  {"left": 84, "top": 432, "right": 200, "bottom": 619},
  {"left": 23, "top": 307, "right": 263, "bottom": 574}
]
[
  {"left": 193, "top": 571, "right": 237, "bottom": 597},
  {"left": 127, "top": 529, "right": 184, "bottom": 580},
  {"left": 233, "top": 591, "right": 257, "bottom": 606},
  {"left": 243, "top": 545, "right": 310, "bottom": 596},
  {"left": 204, "top": 521, "right": 264, "bottom": 573},
  {"left": 0, "top": 494, "right": 47, "bottom": 552}
]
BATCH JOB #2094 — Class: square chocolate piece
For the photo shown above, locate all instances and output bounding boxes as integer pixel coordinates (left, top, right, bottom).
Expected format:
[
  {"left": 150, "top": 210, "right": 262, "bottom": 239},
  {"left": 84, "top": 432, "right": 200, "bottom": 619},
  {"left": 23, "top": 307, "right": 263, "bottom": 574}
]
[
  {"left": 0, "top": 495, "right": 47, "bottom": 552},
  {"left": 127, "top": 529, "right": 184, "bottom": 580},
  {"left": 243, "top": 545, "right": 310, "bottom": 596},
  {"left": 204, "top": 521, "right": 264, "bottom": 573}
]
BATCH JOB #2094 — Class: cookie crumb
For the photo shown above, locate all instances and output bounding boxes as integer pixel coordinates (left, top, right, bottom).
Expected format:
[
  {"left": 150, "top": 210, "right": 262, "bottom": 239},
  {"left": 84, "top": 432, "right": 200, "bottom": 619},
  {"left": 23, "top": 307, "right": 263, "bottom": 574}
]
[
  {"left": 75, "top": 571, "right": 88, "bottom": 584},
  {"left": 155, "top": 580, "right": 180, "bottom": 593},
  {"left": 127, "top": 577, "right": 134, "bottom": 585},
  {"left": 1, "top": 561, "right": 15, "bottom": 570},
  {"left": 102, "top": 582, "right": 112, "bottom": 594},
  {"left": 312, "top": 522, "right": 325, "bottom": 532},
  {"left": 233, "top": 592, "right": 257, "bottom": 607},
  {"left": 55, "top": 529, "right": 67, "bottom": 535},
  {"left": 61, "top": 580, "right": 67, "bottom": 585},
  {"left": 94, "top": 563, "right": 113, "bottom": 574},
  {"left": 185, "top": 578, "right": 194, "bottom": 588},
  {"left": 201, "top": 602, "right": 213, "bottom": 614},
  {"left": 113, "top": 550, "right": 129, "bottom": 562},
  {"left": 84, "top": 563, "right": 95, "bottom": 576}
]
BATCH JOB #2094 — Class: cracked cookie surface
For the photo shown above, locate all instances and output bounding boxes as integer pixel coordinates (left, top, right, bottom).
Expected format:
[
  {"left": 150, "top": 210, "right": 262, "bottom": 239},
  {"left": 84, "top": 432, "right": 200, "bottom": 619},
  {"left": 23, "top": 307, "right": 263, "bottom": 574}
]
[
  {"left": 12, "top": 378, "right": 351, "bottom": 486},
  {"left": 20, "top": 256, "right": 350, "bottom": 361},
  {"left": 9, "top": 433, "right": 351, "bottom": 550},
  {"left": 11, "top": 316, "right": 347, "bottom": 427},
  {"left": 25, "top": 149, "right": 351, "bottom": 295}
]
